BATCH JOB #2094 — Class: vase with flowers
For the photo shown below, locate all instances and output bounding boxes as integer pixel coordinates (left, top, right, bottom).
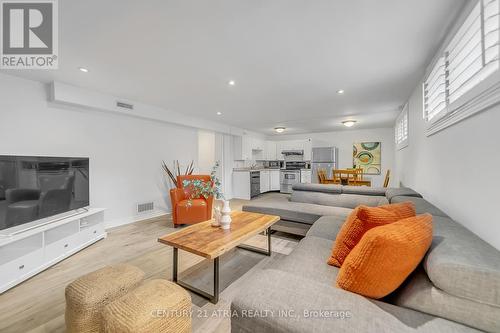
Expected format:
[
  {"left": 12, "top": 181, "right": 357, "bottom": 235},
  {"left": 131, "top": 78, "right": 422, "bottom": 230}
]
[{"left": 182, "top": 162, "right": 230, "bottom": 228}]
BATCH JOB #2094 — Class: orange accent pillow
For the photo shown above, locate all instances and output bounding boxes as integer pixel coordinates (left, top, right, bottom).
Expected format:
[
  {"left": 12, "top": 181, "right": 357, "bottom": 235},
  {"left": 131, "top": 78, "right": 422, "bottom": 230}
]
[
  {"left": 336, "top": 214, "right": 433, "bottom": 299},
  {"left": 328, "top": 202, "right": 416, "bottom": 267}
]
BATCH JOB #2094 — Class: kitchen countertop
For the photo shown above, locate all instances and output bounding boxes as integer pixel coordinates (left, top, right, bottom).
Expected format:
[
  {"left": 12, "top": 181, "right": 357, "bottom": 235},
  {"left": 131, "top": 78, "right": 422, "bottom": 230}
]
[
  {"left": 233, "top": 168, "right": 311, "bottom": 172},
  {"left": 233, "top": 168, "right": 281, "bottom": 172}
]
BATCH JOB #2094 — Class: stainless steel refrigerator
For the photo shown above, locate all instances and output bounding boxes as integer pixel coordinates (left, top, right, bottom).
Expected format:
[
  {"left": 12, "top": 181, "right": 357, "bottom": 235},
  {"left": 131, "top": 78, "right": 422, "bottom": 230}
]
[{"left": 311, "top": 147, "right": 338, "bottom": 183}]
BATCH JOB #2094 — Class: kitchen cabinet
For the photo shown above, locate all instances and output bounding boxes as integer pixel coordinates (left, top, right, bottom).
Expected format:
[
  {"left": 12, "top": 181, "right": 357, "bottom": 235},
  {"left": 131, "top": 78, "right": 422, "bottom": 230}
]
[
  {"left": 260, "top": 170, "right": 270, "bottom": 193},
  {"left": 275, "top": 139, "right": 312, "bottom": 160},
  {"left": 264, "top": 141, "right": 277, "bottom": 160},
  {"left": 300, "top": 169, "right": 312, "bottom": 183},
  {"left": 270, "top": 169, "right": 280, "bottom": 190},
  {"left": 252, "top": 137, "right": 265, "bottom": 151},
  {"left": 233, "top": 169, "right": 280, "bottom": 199},
  {"left": 233, "top": 136, "right": 250, "bottom": 161},
  {"left": 232, "top": 171, "right": 251, "bottom": 199},
  {"left": 234, "top": 135, "right": 266, "bottom": 160},
  {"left": 234, "top": 136, "right": 311, "bottom": 161}
]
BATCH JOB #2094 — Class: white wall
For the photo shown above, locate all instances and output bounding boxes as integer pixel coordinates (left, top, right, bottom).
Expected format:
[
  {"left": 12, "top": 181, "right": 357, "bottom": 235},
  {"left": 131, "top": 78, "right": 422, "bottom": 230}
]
[
  {"left": 271, "top": 128, "right": 395, "bottom": 187},
  {"left": 395, "top": 82, "right": 500, "bottom": 250},
  {"left": 0, "top": 74, "right": 199, "bottom": 228},
  {"left": 197, "top": 130, "right": 216, "bottom": 174}
]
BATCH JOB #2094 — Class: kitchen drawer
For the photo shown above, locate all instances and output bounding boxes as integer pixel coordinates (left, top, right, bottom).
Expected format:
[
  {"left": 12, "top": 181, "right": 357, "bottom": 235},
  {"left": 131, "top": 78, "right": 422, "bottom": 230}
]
[
  {"left": 79, "top": 223, "right": 105, "bottom": 241},
  {"left": 0, "top": 249, "right": 44, "bottom": 287},
  {"left": 44, "top": 232, "right": 83, "bottom": 263}
]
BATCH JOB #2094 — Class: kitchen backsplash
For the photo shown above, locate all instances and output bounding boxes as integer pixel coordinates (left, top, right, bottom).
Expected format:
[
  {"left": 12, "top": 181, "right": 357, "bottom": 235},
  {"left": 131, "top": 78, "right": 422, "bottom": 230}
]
[{"left": 233, "top": 160, "right": 265, "bottom": 168}]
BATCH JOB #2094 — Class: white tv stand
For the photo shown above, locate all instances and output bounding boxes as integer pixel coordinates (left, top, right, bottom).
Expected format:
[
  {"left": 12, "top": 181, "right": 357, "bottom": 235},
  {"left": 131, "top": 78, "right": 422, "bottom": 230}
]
[{"left": 0, "top": 208, "right": 106, "bottom": 293}]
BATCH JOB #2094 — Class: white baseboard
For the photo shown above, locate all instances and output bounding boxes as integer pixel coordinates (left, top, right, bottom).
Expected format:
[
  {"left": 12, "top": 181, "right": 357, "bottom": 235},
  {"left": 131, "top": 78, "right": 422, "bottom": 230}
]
[{"left": 105, "top": 209, "right": 171, "bottom": 230}]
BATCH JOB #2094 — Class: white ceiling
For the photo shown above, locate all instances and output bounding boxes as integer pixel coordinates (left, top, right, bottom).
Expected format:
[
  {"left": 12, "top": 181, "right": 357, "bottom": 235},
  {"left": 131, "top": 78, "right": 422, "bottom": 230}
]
[{"left": 3, "top": 0, "right": 466, "bottom": 135}]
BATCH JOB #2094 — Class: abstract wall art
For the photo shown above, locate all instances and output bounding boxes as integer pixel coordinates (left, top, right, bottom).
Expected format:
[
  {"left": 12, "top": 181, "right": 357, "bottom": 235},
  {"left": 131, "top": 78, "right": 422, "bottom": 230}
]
[{"left": 353, "top": 142, "right": 381, "bottom": 175}]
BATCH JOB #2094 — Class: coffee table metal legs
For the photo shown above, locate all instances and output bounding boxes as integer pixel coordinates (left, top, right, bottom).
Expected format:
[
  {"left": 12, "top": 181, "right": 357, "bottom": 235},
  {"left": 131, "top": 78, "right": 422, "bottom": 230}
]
[
  {"left": 236, "top": 227, "right": 272, "bottom": 256},
  {"left": 172, "top": 247, "right": 220, "bottom": 304},
  {"left": 172, "top": 227, "right": 271, "bottom": 304}
]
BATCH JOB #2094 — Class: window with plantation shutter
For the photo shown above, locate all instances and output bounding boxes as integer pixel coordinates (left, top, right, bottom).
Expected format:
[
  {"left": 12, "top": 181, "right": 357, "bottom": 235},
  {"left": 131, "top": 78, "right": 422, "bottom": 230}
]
[
  {"left": 423, "top": 56, "right": 447, "bottom": 121},
  {"left": 423, "top": 0, "right": 500, "bottom": 135},
  {"left": 395, "top": 105, "right": 409, "bottom": 150}
]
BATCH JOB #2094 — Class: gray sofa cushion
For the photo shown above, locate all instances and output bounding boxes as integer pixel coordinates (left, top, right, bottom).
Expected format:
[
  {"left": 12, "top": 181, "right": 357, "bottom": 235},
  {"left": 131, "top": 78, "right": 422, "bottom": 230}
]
[
  {"left": 390, "top": 266, "right": 500, "bottom": 333},
  {"left": 243, "top": 200, "right": 352, "bottom": 225},
  {"left": 391, "top": 196, "right": 449, "bottom": 217},
  {"left": 290, "top": 191, "right": 389, "bottom": 209},
  {"left": 306, "top": 215, "right": 346, "bottom": 240},
  {"left": 341, "top": 186, "right": 387, "bottom": 196},
  {"left": 231, "top": 269, "right": 481, "bottom": 333},
  {"left": 292, "top": 183, "right": 342, "bottom": 194},
  {"left": 424, "top": 216, "right": 500, "bottom": 307},
  {"left": 272, "top": 236, "right": 338, "bottom": 285},
  {"left": 386, "top": 187, "right": 423, "bottom": 201}
]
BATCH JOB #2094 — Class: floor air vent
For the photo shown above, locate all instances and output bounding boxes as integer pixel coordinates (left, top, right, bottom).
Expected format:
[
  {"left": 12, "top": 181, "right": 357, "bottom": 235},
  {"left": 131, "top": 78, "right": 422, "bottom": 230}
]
[
  {"left": 116, "top": 101, "right": 134, "bottom": 110},
  {"left": 137, "top": 202, "right": 154, "bottom": 213}
]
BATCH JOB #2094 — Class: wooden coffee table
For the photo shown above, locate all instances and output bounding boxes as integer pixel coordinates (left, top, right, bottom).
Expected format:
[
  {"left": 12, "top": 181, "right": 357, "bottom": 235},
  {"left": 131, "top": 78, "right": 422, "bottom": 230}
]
[{"left": 158, "top": 211, "right": 280, "bottom": 303}]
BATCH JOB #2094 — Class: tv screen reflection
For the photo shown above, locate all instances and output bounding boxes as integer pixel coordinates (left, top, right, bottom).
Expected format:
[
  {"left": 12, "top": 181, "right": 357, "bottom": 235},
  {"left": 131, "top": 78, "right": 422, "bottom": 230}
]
[{"left": 0, "top": 156, "right": 90, "bottom": 231}]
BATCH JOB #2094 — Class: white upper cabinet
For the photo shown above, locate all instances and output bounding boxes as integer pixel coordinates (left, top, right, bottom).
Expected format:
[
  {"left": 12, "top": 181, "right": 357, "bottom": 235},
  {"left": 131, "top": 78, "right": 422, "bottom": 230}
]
[
  {"left": 264, "top": 141, "right": 277, "bottom": 160},
  {"left": 234, "top": 135, "right": 267, "bottom": 160},
  {"left": 234, "top": 136, "right": 311, "bottom": 161},
  {"left": 252, "top": 137, "right": 265, "bottom": 151},
  {"left": 233, "top": 135, "right": 252, "bottom": 160},
  {"left": 275, "top": 139, "right": 312, "bottom": 160}
]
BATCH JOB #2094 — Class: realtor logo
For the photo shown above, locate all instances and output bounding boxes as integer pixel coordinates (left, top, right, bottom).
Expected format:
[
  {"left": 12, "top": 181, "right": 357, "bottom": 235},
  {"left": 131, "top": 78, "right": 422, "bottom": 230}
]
[{"left": 1, "top": 0, "right": 58, "bottom": 69}]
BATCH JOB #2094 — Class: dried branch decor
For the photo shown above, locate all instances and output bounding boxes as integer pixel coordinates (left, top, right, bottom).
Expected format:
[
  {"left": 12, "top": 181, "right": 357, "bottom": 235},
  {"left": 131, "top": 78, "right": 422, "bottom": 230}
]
[{"left": 162, "top": 160, "right": 194, "bottom": 188}]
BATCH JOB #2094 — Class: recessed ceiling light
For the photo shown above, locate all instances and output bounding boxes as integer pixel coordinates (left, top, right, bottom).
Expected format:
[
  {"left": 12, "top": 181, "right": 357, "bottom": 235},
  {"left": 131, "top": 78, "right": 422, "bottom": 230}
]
[
  {"left": 228, "top": 80, "right": 236, "bottom": 86},
  {"left": 274, "top": 127, "right": 286, "bottom": 133},
  {"left": 216, "top": 111, "right": 222, "bottom": 115},
  {"left": 337, "top": 89, "right": 345, "bottom": 94},
  {"left": 342, "top": 120, "right": 356, "bottom": 127},
  {"left": 78, "top": 67, "right": 89, "bottom": 73}
]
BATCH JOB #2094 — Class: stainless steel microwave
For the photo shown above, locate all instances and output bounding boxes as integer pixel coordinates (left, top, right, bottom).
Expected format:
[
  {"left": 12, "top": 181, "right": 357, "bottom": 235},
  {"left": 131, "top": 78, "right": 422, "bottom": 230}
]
[{"left": 267, "top": 160, "right": 283, "bottom": 169}]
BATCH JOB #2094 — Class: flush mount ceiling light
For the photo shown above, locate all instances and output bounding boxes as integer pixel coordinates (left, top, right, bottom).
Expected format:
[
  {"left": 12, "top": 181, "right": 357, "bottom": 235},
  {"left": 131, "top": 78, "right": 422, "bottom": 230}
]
[
  {"left": 78, "top": 67, "right": 89, "bottom": 73},
  {"left": 337, "top": 89, "right": 345, "bottom": 94},
  {"left": 274, "top": 127, "right": 286, "bottom": 133},
  {"left": 342, "top": 120, "right": 356, "bottom": 127},
  {"left": 228, "top": 80, "right": 236, "bottom": 86},
  {"left": 216, "top": 111, "right": 222, "bottom": 115}
]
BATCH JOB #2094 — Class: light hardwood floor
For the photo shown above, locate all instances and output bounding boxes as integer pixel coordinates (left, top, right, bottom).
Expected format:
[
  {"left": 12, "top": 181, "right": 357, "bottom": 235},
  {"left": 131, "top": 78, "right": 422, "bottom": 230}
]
[{"left": 0, "top": 195, "right": 299, "bottom": 333}]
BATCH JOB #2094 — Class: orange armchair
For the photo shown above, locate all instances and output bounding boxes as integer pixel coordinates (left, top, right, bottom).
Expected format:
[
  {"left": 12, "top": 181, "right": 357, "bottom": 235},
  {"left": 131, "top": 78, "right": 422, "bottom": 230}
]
[{"left": 170, "top": 175, "right": 214, "bottom": 227}]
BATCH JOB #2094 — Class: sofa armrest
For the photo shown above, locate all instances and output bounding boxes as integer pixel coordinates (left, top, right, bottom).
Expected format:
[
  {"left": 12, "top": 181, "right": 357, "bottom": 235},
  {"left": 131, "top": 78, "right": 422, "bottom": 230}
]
[
  {"left": 5, "top": 188, "right": 41, "bottom": 204},
  {"left": 231, "top": 269, "right": 476, "bottom": 333}
]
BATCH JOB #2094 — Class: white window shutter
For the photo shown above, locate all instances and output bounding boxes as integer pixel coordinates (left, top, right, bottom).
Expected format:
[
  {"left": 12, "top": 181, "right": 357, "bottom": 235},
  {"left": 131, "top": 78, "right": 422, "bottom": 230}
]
[
  {"left": 423, "top": 0, "right": 500, "bottom": 134},
  {"left": 395, "top": 105, "right": 409, "bottom": 150},
  {"left": 423, "top": 57, "right": 447, "bottom": 121}
]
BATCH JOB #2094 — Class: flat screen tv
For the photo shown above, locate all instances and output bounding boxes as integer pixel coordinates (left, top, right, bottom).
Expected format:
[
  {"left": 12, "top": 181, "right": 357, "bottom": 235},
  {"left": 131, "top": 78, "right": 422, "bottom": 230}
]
[{"left": 0, "top": 155, "right": 89, "bottom": 233}]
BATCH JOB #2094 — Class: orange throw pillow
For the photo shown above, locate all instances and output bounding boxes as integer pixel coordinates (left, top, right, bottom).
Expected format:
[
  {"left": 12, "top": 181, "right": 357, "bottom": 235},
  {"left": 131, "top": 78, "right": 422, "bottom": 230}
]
[
  {"left": 328, "top": 202, "right": 416, "bottom": 267},
  {"left": 336, "top": 214, "right": 433, "bottom": 299}
]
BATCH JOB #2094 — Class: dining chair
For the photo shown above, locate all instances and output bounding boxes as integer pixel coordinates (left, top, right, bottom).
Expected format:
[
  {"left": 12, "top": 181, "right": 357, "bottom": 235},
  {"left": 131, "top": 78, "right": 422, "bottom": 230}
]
[
  {"left": 319, "top": 169, "right": 337, "bottom": 184},
  {"left": 317, "top": 168, "right": 327, "bottom": 184},
  {"left": 331, "top": 169, "right": 343, "bottom": 185},
  {"left": 383, "top": 169, "right": 391, "bottom": 188}
]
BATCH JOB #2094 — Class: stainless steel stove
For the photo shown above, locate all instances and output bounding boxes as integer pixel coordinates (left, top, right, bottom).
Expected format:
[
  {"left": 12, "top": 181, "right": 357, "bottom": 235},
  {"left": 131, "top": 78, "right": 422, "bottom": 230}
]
[{"left": 280, "top": 155, "right": 307, "bottom": 194}]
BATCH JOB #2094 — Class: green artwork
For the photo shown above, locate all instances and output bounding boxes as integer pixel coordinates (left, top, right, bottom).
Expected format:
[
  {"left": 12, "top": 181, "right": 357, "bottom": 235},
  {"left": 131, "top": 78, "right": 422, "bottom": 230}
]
[{"left": 353, "top": 142, "right": 381, "bottom": 175}]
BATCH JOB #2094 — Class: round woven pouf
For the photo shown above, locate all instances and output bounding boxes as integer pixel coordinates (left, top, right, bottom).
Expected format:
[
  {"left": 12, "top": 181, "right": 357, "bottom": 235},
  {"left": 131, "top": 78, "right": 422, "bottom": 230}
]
[
  {"left": 102, "top": 279, "right": 192, "bottom": 333},
  {"left": 65, "top": 264, "right": 145, "bottom": 333}
]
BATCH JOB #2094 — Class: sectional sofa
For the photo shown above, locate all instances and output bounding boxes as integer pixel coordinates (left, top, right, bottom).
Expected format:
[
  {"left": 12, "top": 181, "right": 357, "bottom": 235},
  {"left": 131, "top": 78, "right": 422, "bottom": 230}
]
[{"left": 232, "top": 184, "right": 500, "bottom": 333}]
